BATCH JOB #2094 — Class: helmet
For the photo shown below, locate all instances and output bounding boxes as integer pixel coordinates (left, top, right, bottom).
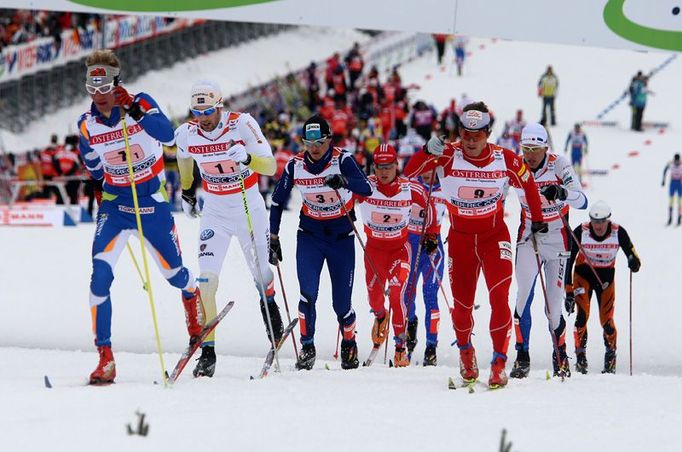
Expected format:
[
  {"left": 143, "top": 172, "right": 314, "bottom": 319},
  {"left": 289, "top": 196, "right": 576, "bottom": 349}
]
[
  {"left": 520, "top": 123, "right": 548, "bottom": 147},
  {"left": 589, "top": 201, "right": 612, "bottom": 221}
]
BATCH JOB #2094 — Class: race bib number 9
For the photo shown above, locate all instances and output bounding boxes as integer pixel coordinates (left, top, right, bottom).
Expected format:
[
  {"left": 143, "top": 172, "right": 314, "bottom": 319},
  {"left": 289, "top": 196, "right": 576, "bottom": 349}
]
[
  {"left": 104, "top": 144, "right": 145, "bottom": 164},
  {"left": 458, "top": 186, "right": 498, "bottom": 200}
]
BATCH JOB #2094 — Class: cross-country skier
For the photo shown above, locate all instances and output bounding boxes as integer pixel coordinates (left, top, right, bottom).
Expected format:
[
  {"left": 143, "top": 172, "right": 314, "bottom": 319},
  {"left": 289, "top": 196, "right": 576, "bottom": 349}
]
[
  {"left": 564, "top": 201, "right": 640, "bottom": 374},
  {"left": 269, "top": 115, "right": 372, "bottom": 370},
  {"left": 77, "top": 50, "right": 203, "bottom": 385},
  {"left": 404, "top": 170, "right": 447, "bottom": 366},
  {"left": 564, "top": 123, "right": 588, "bottom": 183},
  {"left": 405, "top": 102, "right": 546, "bottom": 388},
  {"left": 510, "top": 123, "right": 587, "bottom": 379},
  {"left": 355, "top": 144, "right": 438, "bottom": 367},
  {"left": 174, "top": 80, "right": 284, "bottom": 378},
  {"left": 661, "top": 153, "right": 682, "bottom": 226}
]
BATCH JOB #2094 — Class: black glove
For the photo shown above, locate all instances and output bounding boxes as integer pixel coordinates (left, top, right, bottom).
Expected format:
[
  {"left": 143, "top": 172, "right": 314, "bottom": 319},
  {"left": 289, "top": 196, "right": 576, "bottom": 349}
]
[
  {"left": 540, "top": 184, "right": 567, "bottom": 201},
  {"left": 421, "top": 234, "right": 439, "bottom": 254},
  {"left": 269, "top": 236, "right": 283, "bottom": 265},
  {"left": 324, "top": 174, "right": 348, "bottom": 190},
  {"left": 565, "top": 291, "right": 576, "bottom": 315},
  {"left": 531, "top": 221, "right": 549, "bottom": 234},
  {"left": 181, "top": 189, "right": 199, "bottom": 218},
  {"left": 628, "top": 254, "right": 641, "bottom": 273}
]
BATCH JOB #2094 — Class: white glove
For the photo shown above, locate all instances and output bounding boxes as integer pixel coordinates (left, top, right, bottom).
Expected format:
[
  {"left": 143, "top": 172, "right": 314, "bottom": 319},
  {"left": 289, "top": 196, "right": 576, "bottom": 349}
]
[
  {"left": 427, "top": 135, "right": 445, "bottom": 156},
  {"left": 226, "top": 144, "right": 249, "bottom": 164},
  {"left": 181, "top": 191, "right": 200, "bottom": 218}
]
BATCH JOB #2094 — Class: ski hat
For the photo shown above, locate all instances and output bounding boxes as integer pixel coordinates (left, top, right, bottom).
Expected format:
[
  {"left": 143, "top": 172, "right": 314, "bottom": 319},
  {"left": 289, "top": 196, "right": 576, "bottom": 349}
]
[
  {"left": 520, "top": 122, "right": 549, "bottom": 147},
  {"left": 459, "top": 109, "right": 491, "bottom": 131},
  {"left": 190, "top": 80, "right": 222, "bottom": 109},
  {"left": 373, "top": 144, "right": 398, "bottom": 164},
  {"left": 589, "top": 200, "right": 612, "bottom": 221},
  {"left": 302, "top": 115, "right": 331, "bottom": 140}
]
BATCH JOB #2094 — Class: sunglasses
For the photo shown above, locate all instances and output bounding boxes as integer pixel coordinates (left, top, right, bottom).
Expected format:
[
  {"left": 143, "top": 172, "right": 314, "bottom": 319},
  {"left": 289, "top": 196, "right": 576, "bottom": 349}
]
[
  {"left": 375, "top": 163, "right": 395, "bottom": 169},
  {"left": 302, "top": 138, "right": 328, "bottom": 147},
  {"left": 590, "top": 218, "right": 609, "bottom": 224},
  {"left": 85, "top": 82, "right": 115, "bottom": 95},
  {"left": 190, "top": 102, "right": 222, "bottom": 117},
  {"left": 521, "top": 144, "right": 547, "bottom": 153}
]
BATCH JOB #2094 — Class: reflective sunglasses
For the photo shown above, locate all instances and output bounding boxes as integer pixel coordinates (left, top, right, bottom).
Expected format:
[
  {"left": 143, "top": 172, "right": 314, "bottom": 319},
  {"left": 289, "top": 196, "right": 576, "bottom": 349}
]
[
  {"left": 302, "top": 137, "right": 327, "bottom": 147},
  {"left": 190, "top": 102, "right": 222, "bottom": 117},
  {"left": 85, "top": 82, "right": 115, "bottom": 95},
  {"left": 521, "top": 144, "right": 547, "bottom": 153}
]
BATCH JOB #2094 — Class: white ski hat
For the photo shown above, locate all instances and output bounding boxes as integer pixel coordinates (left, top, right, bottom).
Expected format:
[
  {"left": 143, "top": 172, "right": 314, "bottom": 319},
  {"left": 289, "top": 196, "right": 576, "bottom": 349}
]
[
  {"left": 589, "top": 200, "right": 612, "bottom": 221},
  {"left": 520, "top": 122, "right": 549, "bottom": 147},
  {"left": 190, "top": 80, "right": 223, "bottom": 109}
]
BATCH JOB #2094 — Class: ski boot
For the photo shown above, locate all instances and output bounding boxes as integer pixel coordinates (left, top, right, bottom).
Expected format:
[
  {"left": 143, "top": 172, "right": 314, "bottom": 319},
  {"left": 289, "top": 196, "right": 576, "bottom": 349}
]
[
  {"left": 89, "top": 345, "right": 116, "bottom": 385},
  {"left": 260, "top": 299, "right": 284, "bottom": 346},
  {"left": 393, "top": 346, "right": 410, "bottom": 367},
  {"left": 340, "top": 339, "right": 359, "bottom": 370},
  {"left": 406, "top": 318, "right": 418, "bottom": 355},
  {"left": 193, "top": 345, "right": 216, "bottom": 378},
  {"left": 423, "top": 344, "right": 437, "bottom": 367},
  {"left": 296, "top": 343, "right": 316, "bottom": 370},
  {"left": 182, "top": 288, "right": 205, "bottom": 345},
  {"left": 575, "top": 351, "right": 588, "bottom": 374},
  {"left": 510, "top": 350, "right": 530, "bottom": 379},
  {"left": 371, "top": 314, "right": 389, "bottom": 347},
  {"left": 552, "top": 344, "right": 571, "bottom": 378},
  {"left": 459, "top": 344, "right": 479, "bottom": 382},
  {"left": 602, "top": 348, "right": 616, "bottom": 374},
  {"left": 489, "top": 353, "right": 508, "bottom": 388}
]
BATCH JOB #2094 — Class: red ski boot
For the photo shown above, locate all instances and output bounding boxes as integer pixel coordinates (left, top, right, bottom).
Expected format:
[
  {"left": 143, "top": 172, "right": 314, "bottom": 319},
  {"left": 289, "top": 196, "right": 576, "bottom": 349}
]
[
  {"left": 89, "top": 345, "right": 116, "bottom": 385},
  {"left": 459, "top": 344, "right": 479, "bottom": 382},
  {"left": 488, "top": 354, "right": 508, "bottom": 389},
  {"left": 182, "top": 288, "right": 205, "bottom": 344}
]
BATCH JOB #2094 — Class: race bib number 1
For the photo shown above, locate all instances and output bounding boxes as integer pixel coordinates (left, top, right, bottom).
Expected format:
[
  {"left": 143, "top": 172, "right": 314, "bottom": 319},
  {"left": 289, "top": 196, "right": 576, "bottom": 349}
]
[{"left": 201, "top": 159, "right": 239, "bottom": 175}]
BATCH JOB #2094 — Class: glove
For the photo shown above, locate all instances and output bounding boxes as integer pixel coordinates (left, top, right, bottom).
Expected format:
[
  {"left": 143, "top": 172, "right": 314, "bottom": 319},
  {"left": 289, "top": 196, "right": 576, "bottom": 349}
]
[
  {"left": 324, "top": 174, "right": 348, "bottom": 190},
  {"left": 628, "top": 254, "right": 641, "bottom": 273},
  {"left": 269, "top": 235, "right": 282, "bottom": 265},
  {"left": 540, "top": 184, "right": 567, "bottom": 201},
  {"left": 531, "top": 221, "right": 549, "bottom": 234},
  {"left": 113, "top": 86, "right": 144, "bottom": 121},
  {"left": 226, "top": 144, "right": 250, "bottom": 164},
  {"left": 181, "top": 189, "right": 200, "bottom": 218},
  {"left": 93, "top": 178, "right": 103, "bottom": 207},
  {"left": 426, "top": 135, "right": 445, "bottom": 156},
  {"left": 564, "top": 291, "right": 576, "bottom": 315},
  {"left": 421, "top": 234, "right": 439, "bottom": 254}
]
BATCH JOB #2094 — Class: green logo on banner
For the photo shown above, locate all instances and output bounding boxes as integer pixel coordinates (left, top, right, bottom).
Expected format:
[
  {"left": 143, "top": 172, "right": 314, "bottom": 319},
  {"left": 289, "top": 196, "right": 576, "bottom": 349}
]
[
  {"left": 69, "top": 0, "right": 275, "bottom": 12},
  {"left": 604, "top": 0, "right": 682, "bottom": 51}
]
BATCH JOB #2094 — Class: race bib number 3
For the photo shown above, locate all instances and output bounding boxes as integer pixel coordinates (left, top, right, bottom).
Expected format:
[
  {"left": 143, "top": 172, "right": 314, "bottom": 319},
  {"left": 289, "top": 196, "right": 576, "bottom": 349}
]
[{"left": 304, "top": 191, "right": 339, "bottom": 206}]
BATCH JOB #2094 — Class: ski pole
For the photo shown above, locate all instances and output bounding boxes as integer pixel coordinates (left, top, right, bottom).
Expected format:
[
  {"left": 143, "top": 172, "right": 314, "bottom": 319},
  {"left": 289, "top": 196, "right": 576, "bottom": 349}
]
[
  {"left": 557, "top": 212, "right": 608, "bottom": 290},
  {"left": 237, "top": 166, "right": 281, "bottom": 373},
  {"left": 629, "top": 270, "right": 633, "bottom": 376},
  {"left": 333, "top": 327, "right": 341, "bottom": 360},
  {"left": 120, "top": 111, "right": 168, "bottom": 387},
  {"left": 275, "top": 263, "right": 299, "bottom": 360},
  {"left": 530, "top": 234, "right": 564, "bottom": 377},
  {"left": 126, "top": 243, "right": 147, "bottom": 291}
]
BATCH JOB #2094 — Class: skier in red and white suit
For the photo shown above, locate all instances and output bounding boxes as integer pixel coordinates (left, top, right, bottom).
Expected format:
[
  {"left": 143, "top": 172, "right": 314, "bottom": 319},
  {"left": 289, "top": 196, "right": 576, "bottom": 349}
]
[
  {"left": 404, "top": 102, "right": 546, "bottom": 387},
  {"left": 355, "top": 144, "right": 438, "bottom": 367}
]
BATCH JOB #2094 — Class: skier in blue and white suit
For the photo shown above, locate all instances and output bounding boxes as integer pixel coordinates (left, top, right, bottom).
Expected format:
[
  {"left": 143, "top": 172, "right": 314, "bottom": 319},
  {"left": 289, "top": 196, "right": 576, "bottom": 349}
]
[
  {"left": 77, "top": 50, "right": 203, "bottom": 385},
  {"left": 269, "top": 115, "right": 372, "bottom": 371}
]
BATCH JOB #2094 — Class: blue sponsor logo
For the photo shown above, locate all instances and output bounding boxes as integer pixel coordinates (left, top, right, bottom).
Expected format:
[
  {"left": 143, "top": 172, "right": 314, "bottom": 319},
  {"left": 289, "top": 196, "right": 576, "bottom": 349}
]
[{"left": 200, "top": 229, "right": 214, "bottom": 241}]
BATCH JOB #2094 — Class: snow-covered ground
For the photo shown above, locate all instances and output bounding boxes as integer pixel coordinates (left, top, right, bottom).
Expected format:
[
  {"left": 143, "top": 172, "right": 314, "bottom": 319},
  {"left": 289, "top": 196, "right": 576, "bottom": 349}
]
[{"left": 2, "top": 32, "right": 682, "bottom": 452}]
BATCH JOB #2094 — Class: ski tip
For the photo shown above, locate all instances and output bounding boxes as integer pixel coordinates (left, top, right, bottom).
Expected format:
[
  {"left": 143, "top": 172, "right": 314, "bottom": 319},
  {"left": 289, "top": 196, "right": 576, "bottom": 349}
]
[
  {"left": 447, "top": 377, "right": 457, "bottom": 390},
  {"left": 249, "top": 376, "right": 255, "bottom": 380},
  {"left": 44, "top": 375, "right": 52, "bottom": 389},
  {"left": 388, "top": 360, "right": 394, "bottom": 368},
  {"left": 324, "top": 363, "right": 330, "bottom": 370},
  {"left": 545, "top": 370, "right": 551, "bottom": 380}
]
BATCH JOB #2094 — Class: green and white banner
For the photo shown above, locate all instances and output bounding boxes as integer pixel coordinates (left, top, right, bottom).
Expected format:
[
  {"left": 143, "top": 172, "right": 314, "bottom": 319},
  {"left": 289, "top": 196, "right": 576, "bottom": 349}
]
[{"left": 0, "top": 0, "right": 680, "bottom": 53}]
